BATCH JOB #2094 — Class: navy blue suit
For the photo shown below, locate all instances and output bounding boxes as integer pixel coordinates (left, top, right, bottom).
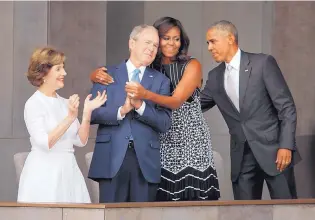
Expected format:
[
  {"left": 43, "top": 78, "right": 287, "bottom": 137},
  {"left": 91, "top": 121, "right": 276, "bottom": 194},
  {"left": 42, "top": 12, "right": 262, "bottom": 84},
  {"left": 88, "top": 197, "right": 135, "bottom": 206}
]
[{"left": 88, "top": 61, "right": 171, "bottom": 202}]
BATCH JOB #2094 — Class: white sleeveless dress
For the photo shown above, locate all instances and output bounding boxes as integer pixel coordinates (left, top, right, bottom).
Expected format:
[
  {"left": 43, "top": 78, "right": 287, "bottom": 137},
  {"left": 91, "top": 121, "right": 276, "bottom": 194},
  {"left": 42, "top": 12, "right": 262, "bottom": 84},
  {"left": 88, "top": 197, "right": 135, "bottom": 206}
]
[{"left": 17, "top": 90, "right": 91, "bottom": 203}]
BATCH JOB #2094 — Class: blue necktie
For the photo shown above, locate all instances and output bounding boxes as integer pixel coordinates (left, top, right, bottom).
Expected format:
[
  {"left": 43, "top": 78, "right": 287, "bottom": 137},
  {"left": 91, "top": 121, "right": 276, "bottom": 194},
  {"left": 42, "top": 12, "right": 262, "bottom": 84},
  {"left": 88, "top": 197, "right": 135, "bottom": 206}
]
[
  {"left": 131, "top": 69, "right": 141, "bottom": 83},
  {"left": 129, "top": 69, "right": 140, "bottom": 141}
]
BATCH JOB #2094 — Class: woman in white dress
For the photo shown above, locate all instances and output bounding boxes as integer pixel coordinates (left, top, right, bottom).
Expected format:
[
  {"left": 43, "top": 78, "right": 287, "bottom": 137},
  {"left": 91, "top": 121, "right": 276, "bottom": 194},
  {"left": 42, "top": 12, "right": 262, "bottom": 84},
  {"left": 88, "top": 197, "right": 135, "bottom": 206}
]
[{"left": 17, "top": 47, "right": 107, "bottom": 203}]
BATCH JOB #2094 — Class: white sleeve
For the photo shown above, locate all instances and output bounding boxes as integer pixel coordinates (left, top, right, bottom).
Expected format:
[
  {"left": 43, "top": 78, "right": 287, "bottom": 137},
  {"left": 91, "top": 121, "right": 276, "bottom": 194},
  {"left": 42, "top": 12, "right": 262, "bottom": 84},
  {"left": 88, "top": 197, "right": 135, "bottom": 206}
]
[
  {"left": 72, "top": 118, "right": 88, "bottom": 147},
  {"left": 117, "top": 106, "right": 125, "bottom": 120},
  {"left": 135, "top": 101, "right": 146, "bottom": 115},
  {"left": 24, "top": 100, "right": 49, "bottom": 150}
]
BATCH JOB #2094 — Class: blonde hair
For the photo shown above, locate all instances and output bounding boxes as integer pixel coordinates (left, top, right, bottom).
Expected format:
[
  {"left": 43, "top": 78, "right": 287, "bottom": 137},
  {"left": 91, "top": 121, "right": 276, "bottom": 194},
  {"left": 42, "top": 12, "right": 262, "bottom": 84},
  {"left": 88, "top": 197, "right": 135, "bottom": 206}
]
[{"left": 26, "top": 47, "right": 65, "bottom": 87}]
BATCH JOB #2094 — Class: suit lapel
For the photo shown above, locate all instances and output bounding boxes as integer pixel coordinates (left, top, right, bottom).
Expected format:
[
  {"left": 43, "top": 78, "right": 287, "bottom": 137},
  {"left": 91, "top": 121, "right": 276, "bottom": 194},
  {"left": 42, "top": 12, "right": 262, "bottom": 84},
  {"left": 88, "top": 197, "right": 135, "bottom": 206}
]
[
  {"left": 217, "top": 63, "right": 226, "bottom": 95},
  {"left": 114, "top": 61, "right": 155, "bottom": 91},
  {"left": 114, "top": 61, "right": 129, "bottom": 86},
  {"left": 239, "top": 51, "right": 252, "bottom": 111},
  {"left": 140, "top": 68, "right": 155, "bottom": 90}
]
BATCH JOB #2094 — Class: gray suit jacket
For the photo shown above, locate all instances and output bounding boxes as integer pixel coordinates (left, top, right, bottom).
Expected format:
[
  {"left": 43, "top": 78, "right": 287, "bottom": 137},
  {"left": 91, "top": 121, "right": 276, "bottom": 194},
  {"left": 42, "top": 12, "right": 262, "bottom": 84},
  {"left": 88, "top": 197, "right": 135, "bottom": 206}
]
[{"left": 200, "top": 51, "right": 301, "bottom": 182}]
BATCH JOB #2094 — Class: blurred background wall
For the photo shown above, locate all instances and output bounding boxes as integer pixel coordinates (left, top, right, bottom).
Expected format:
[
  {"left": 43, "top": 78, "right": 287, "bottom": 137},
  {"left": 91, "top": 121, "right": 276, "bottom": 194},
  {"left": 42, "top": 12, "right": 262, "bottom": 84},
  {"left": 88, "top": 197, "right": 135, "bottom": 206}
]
[{"left": 0, "top": 1, "right": 314, "bottom": 201}]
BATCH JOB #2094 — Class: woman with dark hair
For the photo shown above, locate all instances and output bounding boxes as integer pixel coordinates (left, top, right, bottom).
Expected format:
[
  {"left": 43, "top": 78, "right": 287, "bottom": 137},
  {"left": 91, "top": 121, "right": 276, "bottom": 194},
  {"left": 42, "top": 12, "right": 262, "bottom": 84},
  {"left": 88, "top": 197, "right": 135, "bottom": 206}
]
[{"left": 90, "top": 17, "right": 220, "bottom": 201}]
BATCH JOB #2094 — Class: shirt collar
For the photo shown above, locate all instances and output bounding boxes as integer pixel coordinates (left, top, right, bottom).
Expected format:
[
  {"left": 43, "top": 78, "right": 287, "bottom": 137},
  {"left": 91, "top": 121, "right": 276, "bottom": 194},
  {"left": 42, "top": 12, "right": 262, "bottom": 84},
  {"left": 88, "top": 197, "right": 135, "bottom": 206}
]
[
  {"left": 126, "top": 59, "right": 146, "bottom": 75},
  {"left": 225, "top": 48, "right": 241, "bottom": 70}
]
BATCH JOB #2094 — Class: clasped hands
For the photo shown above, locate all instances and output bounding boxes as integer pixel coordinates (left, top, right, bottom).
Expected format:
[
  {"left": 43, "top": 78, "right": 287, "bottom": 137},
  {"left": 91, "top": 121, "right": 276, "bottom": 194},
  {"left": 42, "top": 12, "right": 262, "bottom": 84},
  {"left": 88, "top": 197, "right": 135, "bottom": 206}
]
[{"left": 120, "top": 82, "right": 146, "bottom": 116}]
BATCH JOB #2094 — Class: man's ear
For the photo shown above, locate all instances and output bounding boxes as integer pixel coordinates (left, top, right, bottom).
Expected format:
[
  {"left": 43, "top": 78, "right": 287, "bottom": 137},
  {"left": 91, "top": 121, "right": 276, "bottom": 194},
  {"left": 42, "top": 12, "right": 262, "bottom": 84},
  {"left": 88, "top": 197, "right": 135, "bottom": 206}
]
[
  {"left": 129, "top": 39, "right": 135, "bottom": 51},
  {"left": 228, "top": 33, "right": 235, "bottom": 45}
]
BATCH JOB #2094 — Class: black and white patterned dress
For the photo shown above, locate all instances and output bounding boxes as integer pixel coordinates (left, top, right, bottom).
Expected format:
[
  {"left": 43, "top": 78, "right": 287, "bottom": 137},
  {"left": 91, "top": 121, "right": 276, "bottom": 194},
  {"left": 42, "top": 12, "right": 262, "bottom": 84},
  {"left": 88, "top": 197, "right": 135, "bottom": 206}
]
[{"left": 156, "top": 59, "right": 220, "bottom": 201}]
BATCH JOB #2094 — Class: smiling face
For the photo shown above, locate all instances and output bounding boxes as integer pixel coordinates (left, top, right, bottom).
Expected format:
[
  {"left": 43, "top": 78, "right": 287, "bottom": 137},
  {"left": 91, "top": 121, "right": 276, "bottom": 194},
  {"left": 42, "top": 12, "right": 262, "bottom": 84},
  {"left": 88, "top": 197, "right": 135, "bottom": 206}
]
[
  {"left": 159, "top": 26, "right": 181, "bottom": 62},
  {"left": 27, "top": 47, "right": 67, "bottom": 89},
  {"left": 43, "top": 63, "right": 67, "bottom": 90},
  {"left": 129, "top": 28, "right": 159, "bottom": 67}
]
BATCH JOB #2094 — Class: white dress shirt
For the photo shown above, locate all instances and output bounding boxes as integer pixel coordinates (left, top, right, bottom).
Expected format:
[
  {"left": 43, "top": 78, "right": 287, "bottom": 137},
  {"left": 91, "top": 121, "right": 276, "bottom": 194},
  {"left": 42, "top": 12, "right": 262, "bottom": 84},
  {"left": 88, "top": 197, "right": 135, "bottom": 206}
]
[
  {"left": 224, "top": 48, "right": 241, "bottom": 109},
  {"left": 117, "top": 59, "right": 146, "bottom": 120}
]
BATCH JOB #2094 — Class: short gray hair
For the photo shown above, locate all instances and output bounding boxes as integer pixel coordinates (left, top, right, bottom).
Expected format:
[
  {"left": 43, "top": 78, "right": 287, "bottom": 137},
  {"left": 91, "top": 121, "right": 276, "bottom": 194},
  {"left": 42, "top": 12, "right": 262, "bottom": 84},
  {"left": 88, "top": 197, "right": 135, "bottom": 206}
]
[
  {"left": 129, "top": 24, "right": 157, "bottom": 40},
  {"left": 209, "top": 20, "right": 238, "bottom": 44}
]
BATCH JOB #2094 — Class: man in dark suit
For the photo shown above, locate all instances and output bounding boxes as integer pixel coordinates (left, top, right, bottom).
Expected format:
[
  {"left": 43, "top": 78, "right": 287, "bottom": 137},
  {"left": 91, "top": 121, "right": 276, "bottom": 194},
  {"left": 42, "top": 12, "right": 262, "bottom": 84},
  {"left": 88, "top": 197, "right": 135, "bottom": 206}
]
[
  {"left": 201, "top": 20, "right": 301, "bottom": 200},
  {"left": 88, "top": 25, "right": 172, "bottom": 203}
]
